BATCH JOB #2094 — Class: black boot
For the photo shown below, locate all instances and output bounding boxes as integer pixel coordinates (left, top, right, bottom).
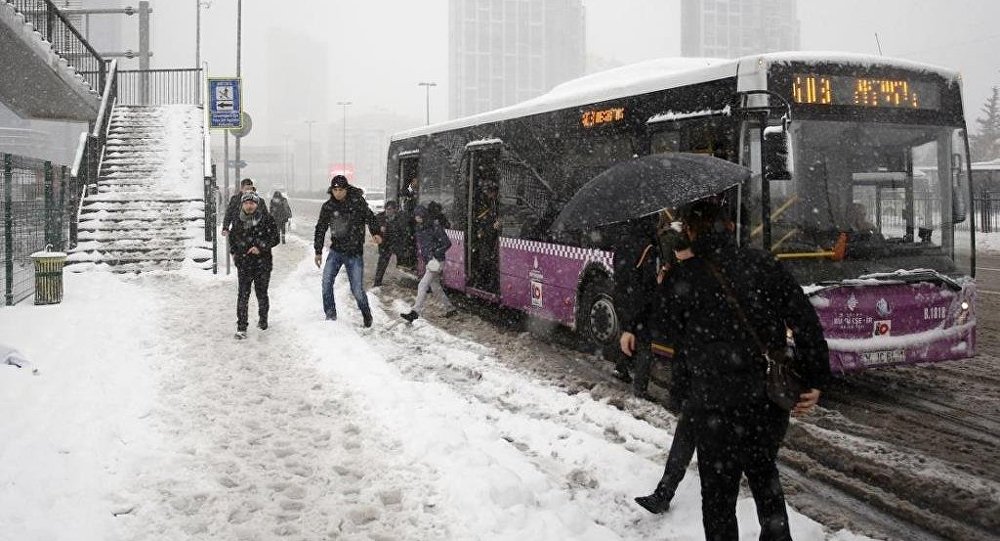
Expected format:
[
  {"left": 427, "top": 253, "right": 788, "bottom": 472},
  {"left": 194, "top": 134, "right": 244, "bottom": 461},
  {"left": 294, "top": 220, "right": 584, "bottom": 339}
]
[
  {"left": 362, "top": 309, "right": 373, "bottom": 328},
  {"left": 634, "top": 485, "right": 672, "bottom": 514}
]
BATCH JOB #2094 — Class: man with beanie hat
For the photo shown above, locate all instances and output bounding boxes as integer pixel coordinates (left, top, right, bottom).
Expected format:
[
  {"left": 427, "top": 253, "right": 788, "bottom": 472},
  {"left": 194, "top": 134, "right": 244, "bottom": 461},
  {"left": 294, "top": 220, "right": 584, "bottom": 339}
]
[
  {"left": 314, "top": 175, "right": 382, "bottom": 327},
  {"left": 222, "top": 177, "right": 268, "bottom": 236},
  {"left": 229, "top": 191, "right": 280, "bottom": 339}
]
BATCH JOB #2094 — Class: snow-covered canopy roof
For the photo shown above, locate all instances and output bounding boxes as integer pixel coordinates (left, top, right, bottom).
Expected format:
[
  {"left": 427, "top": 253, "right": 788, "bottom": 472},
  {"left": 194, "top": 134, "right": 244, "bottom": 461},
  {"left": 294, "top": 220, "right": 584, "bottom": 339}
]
[{"left": 392, "top": 52, "right": 961, "bottom": 142}]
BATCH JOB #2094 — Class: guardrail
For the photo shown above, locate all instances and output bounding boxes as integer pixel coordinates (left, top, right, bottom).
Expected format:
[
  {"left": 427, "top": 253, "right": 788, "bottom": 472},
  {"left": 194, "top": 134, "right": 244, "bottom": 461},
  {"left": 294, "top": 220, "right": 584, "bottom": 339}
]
[
  {"left": 118, "top": 68, "right": 203, "bottom": 106},
  {"left": 69, "top": 59, "right": 118, "bottom": 247},
  {"left": 5, "top": 0, "right": 106, "bottom": 91}
]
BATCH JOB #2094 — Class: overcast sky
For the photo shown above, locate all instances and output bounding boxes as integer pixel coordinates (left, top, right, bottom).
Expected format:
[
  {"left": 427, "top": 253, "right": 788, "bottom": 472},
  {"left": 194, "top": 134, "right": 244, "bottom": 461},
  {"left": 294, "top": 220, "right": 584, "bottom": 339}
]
[{"left": 147, "top": 0, "right": 1000, "bottom": 145}]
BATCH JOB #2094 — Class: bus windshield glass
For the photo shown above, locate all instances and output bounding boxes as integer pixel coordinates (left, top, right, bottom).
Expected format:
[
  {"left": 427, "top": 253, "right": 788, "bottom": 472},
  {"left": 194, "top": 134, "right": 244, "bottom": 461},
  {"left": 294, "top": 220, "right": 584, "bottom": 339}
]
[{"left": 760, "top": 120, "right": 972, "bottom": 282}]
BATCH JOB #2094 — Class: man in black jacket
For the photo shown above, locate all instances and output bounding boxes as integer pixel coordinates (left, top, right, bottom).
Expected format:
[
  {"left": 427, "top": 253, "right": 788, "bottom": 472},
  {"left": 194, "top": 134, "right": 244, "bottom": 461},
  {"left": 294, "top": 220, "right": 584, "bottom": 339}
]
[
  {"left": 222, "top": 178, "right": 268, "bottom": 236},
  {"left": 313, "top": 175, "right": 382, "bottom": 327},
  {"left": 656, "top": 200, "right": 829, "bottom": 541},
  {"left": 229, "top": 192, "right": 280, "bottom": 339}
]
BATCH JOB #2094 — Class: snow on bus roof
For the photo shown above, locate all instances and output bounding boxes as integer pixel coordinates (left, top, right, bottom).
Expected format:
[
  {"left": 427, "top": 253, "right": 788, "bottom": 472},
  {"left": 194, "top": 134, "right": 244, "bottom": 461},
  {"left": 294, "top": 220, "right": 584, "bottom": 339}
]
[{"left": 391, "top": 52, "right": 961, "bottom": 143}]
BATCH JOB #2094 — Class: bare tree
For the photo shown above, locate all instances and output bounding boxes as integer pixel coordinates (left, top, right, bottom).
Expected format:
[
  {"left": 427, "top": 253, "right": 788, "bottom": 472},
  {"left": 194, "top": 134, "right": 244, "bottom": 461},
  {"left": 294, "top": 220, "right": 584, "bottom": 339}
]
[{"left": 971, "top": 86, "right": 1000, "bottom": 162}]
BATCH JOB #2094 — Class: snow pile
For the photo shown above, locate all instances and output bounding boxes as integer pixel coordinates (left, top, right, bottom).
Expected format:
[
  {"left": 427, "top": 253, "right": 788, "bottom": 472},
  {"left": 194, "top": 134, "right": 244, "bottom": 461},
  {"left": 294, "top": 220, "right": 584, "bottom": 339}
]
[{"left": 0, "top": 239, "right": 875, "bottom": 540}]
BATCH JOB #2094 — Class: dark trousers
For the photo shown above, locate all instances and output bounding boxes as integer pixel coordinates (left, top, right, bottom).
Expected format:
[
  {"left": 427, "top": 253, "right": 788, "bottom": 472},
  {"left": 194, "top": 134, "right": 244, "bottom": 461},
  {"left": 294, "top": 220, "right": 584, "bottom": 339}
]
[
  {"left": 654, "top": 411, "right": 697, "bottom": 499},
  {"left": 373, "top": 248, "right": 396, "bottom": 286},
  {"left": 277, "top": 221, "right": 287, "bottom": 243},
  {"left": 695, "top": 401, "right": 791, "bottom": 541},
  {"left": 236, "top": 264, "right": 271, "bottom": 331},
  {"left": 615, "top": 337, "right": 654, "bottom": 395}
]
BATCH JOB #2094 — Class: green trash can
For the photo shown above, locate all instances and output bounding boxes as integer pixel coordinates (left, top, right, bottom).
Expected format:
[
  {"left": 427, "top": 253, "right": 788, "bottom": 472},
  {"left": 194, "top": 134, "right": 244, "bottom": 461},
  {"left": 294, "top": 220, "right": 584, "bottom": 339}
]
[{"left": 31, "top": 247, "right": 67, "bottom": 305}]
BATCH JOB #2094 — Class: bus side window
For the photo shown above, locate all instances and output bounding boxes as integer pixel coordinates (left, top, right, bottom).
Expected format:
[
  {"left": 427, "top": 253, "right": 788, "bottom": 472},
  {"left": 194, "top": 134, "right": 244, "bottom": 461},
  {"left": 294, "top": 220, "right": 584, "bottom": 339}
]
[
  {"left": 679, "top": 117, "right": 737, "bottom": 161},
  {"left": 497, "top": 151, "right": 554, "bottom": 241},
  {"left": 650, "top": 130, "right": 680, "bottom": 154}
]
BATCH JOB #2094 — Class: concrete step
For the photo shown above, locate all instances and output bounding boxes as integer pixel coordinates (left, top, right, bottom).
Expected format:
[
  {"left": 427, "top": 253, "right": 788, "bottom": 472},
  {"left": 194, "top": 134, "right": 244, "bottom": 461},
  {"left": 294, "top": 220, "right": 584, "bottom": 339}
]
[
  {"left": 80, "top": 208, "right": 205, "bottom": 220},
  {"left": 81, "top": 199, "right": 203, "bottom": 211},
  {"left": 78, "top": 230, "right": 199, "bottom": 242}
]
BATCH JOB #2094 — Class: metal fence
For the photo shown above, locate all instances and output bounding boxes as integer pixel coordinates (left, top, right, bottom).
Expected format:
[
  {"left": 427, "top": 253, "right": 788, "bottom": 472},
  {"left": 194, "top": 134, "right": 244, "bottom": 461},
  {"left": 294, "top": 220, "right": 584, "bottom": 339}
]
[
  {"left": 974, "top": 193, "right": 1000, "bottom": 233},
  {"left": 1, "top": 154, "right": 76, "bottom": 306},
  {"left": 117, "top": 68, "right": 204, "bottom": 106},
  {"left": 4, "top": 0, "right": 106, "bottom": 92}
]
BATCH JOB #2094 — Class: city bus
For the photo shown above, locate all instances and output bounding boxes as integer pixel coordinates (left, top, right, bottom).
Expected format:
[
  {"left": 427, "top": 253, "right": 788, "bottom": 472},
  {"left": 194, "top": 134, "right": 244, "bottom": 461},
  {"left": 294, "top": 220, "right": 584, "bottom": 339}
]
[{"left": 385, "top": 52, "right": 976, "bottom": 373}]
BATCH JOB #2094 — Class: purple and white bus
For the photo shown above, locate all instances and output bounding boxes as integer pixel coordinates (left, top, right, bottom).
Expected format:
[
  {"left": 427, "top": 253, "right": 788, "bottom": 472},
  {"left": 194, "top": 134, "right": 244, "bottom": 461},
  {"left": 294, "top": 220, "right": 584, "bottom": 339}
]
[{"left": 386, "top": 52, "right": 976, "bottom": 373}]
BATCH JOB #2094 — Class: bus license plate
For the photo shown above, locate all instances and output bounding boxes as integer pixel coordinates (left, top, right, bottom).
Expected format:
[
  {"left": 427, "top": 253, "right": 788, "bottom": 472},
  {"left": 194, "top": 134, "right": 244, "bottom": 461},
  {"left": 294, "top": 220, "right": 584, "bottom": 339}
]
[{"left": 861, "top": 349, "right": 906, "bottom": 366}]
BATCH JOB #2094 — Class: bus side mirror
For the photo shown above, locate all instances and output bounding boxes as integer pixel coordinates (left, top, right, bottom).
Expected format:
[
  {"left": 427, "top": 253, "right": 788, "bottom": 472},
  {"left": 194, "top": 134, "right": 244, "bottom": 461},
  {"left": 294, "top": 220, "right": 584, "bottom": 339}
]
[
  {"left": 763, "top": 126, "right": 791, "bottom": 181},
  {"left": 952, "top": 152, "right": 967, "bottom": 223}
]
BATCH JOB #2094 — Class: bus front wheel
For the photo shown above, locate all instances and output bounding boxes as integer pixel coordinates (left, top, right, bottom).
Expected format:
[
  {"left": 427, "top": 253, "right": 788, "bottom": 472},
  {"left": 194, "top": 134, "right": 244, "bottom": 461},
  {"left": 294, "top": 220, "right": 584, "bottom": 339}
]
[{"left": 578, "top": 277, "right": 620, "bottom": 356}]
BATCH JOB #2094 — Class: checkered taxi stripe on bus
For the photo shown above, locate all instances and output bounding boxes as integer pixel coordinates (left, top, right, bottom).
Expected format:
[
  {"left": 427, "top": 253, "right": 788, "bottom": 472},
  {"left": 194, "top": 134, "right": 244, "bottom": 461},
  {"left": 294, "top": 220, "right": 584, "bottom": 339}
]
[
  {"left": 444, "top": 230, "right": 613, "bottom": 271},
  {"left": 499, "top": 237, "right": 613, "bottom": 270}
]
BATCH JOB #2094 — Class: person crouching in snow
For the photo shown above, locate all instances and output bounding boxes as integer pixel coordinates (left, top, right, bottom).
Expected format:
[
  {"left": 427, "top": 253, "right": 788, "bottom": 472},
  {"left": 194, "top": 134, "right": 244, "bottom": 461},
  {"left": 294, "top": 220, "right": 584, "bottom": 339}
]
[
  {"left": 401, "top": 205, "right": 457, "bottom": 322},
  {"left": 230, "top": 192, "right": 280, "bottom": 339}
]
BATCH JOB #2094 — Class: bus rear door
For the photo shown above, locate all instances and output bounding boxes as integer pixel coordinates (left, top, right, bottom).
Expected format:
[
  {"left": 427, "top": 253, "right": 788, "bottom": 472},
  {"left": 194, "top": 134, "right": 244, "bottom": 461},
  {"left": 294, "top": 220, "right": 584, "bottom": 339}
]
[{"left": 463, "top": 144, "right": 502, "bottom": 298}]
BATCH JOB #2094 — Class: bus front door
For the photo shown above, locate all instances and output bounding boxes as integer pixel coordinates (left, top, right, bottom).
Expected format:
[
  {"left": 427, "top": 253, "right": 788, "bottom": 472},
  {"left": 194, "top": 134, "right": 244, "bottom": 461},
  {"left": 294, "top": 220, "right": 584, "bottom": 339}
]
[
  {"left": 398, "top": 156, "right": 420, "bottom": 269},
  {"left": 465, "top": 148, "right": 501, "bottom": 297}
]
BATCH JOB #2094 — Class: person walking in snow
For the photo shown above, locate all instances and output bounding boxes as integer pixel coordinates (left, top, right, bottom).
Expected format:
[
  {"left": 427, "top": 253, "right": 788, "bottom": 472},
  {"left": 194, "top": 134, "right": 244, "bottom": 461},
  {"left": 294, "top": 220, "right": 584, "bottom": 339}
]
[
  {"left": 222, "top": 178, "right": 268, "bottom": 236},
  {"left": 652, "top": 199, "right": 830, "bottom": 540},
  {"left": 313, "top": 175, "right": 382, "bottom": 327},
  {"left": 269, "top": 190, "right": 293, "bottom": 244},
  {"left": 372, "top": 200, "right": 406, "bottom": 288},
  {"left": 229, "top": 192, "right": 280, "bottom": 339},
  {"left": 400, "top": 205, "right": 457, "bottom": 322}
]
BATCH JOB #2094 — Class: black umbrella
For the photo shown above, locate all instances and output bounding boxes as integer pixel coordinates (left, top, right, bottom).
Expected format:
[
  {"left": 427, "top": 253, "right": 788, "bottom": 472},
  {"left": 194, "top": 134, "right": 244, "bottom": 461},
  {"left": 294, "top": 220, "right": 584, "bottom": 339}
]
[{"left": 551, "top": 153, "right": 751, "bottom": 232}]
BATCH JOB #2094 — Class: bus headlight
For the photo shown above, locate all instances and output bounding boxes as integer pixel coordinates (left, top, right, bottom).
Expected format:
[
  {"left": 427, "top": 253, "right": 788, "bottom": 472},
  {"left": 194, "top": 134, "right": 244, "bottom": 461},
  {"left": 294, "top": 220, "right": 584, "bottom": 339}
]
[{"left": 958, "top": 301, "right": 971, "bottom": 324}]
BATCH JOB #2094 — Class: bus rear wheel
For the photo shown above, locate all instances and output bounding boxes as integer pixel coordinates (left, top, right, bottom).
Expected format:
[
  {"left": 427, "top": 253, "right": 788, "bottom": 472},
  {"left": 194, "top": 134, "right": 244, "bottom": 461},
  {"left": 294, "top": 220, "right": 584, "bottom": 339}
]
[{"left": 578, "top": 277, "right": 620, "bottom": 357}]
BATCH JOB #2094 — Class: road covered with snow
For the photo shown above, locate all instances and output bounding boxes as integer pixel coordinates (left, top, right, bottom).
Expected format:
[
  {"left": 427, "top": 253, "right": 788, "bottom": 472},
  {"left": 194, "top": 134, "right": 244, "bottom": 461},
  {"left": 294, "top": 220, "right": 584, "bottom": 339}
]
[{"left": 0, "top": 237, "right": 873, "bottom": 541}]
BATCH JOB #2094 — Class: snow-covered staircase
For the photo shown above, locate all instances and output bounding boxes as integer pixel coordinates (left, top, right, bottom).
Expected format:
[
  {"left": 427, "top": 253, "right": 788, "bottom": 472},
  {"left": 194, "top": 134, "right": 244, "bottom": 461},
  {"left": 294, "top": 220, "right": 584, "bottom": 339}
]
[{"left": 68, "top": 105, "right": 213, "bottom": 273}]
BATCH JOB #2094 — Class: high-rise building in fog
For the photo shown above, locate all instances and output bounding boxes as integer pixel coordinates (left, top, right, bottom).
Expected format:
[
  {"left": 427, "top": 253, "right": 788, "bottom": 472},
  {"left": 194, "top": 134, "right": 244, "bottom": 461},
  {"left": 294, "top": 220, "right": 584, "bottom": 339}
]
[
  {"left": 264, "top": 27, "right": 330, "bottom": 193},
  {"left": 449, "top": 0, "right": 586, "bottom": 119},
  {"left": 681, "top": 0, "right": 800, "bottom": 58}
]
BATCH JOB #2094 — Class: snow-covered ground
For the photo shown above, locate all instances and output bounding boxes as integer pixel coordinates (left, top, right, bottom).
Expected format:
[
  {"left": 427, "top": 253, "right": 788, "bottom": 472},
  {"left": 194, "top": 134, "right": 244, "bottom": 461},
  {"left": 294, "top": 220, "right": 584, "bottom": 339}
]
[{"left": 0, "top": 238, "right": 875, "bottom": 540}]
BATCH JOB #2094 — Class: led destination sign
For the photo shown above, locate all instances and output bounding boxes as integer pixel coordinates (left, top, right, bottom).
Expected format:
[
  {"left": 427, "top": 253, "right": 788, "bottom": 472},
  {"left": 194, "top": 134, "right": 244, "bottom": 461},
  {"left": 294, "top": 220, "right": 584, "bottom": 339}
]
[
  {"left": 581, "top": 107, "right": 625, "bottom": 128},
  {"left": 791, "top": 74, "right": 941, "bottom": 110}
]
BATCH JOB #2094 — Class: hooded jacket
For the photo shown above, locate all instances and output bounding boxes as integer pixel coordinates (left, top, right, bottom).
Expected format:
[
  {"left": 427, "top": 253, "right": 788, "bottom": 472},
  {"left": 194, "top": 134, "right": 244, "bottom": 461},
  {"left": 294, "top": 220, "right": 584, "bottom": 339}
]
[
  {"left": 314, "top": 188, "right": 378, "bottom": 257},
  {"left": 661, "top": 232, "right": 831, "bottom": 411},
  {"left": 415, "top": 220, "right": 452, "bottom": 263}
]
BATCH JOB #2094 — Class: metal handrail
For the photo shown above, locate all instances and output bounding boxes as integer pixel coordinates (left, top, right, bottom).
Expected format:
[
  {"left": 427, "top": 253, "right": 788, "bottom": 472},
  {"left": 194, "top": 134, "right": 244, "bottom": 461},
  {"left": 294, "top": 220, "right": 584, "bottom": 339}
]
[
  {"left": 68, "top": 59, "right": 118, "bottom": 247},
  {"left": 6, "top": 0, "right": 106, "bottom": 91},
  {"left": 117, "top": 68, "right": 204, "bottom": 106}
]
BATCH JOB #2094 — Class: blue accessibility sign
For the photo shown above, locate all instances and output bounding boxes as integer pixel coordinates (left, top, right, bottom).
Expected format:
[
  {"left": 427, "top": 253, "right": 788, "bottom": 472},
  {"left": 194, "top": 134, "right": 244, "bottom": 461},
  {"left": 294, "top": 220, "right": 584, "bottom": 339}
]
[{"left": 208, "top": 78, "right": 242, "bottom": 129}]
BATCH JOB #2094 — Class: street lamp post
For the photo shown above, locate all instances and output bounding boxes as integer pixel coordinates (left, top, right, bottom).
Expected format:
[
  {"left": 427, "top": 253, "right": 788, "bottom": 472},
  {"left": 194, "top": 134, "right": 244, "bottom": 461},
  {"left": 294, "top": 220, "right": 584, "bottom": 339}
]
[
  {"left": 336, "top": 101, "right": 352, "bottom": 177},
  {"left": 304, "top": 120, "right": 317, "bottom": 193},
  {"left": 418, "top": 82, "right": 437, "bottom": 125},
  {"left": 195, "top": 1, "right": 211, "bottom": 66}
]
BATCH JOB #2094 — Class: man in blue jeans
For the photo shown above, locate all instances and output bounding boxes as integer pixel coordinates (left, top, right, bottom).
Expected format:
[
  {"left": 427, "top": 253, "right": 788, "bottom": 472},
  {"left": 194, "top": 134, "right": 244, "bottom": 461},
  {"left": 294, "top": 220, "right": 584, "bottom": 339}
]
[{"left": 313, "top": 175, "right": 382, "bottom": 327}]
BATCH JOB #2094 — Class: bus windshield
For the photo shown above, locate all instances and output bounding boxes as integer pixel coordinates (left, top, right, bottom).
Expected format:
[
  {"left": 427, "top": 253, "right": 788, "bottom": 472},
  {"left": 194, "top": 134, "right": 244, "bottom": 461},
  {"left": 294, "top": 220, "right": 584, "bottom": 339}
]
[{"left": 759, "top": 120, "right": 973, "bottom": 282}]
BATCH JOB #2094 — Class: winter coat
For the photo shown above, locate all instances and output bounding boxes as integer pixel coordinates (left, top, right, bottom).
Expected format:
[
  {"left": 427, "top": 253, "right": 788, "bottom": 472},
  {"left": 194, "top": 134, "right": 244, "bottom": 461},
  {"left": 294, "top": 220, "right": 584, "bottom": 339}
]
[
  {"left": 223, "top": 192, "right": 268, "bottom": 232},
  {"left": 415, "top": 221, "right": 452, "bottom": 264},
  {"left": 660, "top": 232, "right": 830, "bottom": 412},
  {"left": 313, "top": 191, "right": 379, "bottom": 257},
  {"left": 270, "top": 196, "right": 292, "bottom": 224},
  {"left": 376, "top": 210, "right": 407, "bottom": 254},
  {"left": 228, "top": 209, "right": 280, "bottom": 270},
  {"left": 613, "top": 219, "right": 661, "bottom": 339}
]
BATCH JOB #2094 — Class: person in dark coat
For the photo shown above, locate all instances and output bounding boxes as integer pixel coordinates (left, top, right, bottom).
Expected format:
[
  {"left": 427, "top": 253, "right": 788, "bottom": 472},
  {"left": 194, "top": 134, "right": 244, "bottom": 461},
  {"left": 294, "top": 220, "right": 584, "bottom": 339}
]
[
  {"left": 373, "top": 200, "right": 406, "bottom": 287},
  {"left": 228, "top": 192, "right": 280, "bottom": 339},
  {"left": 612, "top": 214, "right": 660, "bottom": 392},
  {"left": 269, "top": 191, "right": 293, "bottom": 244},
  {"left": 426, "top": 200, "right": 451, "bottom": 230},
  {"left": 313, "top": 175, "right": 382, "bottom": 327},
  {"left": 401, "top": 205, "right": 456, "bottom": 322},
  {"left": 222, "top": 178, "right": 267, "bottom": 236},
  {"left": 653, "top": 200, "right": 830, "bottom": 540}
]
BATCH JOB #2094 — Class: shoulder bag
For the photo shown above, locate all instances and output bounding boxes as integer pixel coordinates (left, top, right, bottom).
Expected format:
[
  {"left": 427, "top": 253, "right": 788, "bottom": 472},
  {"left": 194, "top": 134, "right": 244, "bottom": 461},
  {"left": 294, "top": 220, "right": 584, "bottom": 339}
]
[{"left": 705, "top": 262, "right": 805, "bottom": 411}]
